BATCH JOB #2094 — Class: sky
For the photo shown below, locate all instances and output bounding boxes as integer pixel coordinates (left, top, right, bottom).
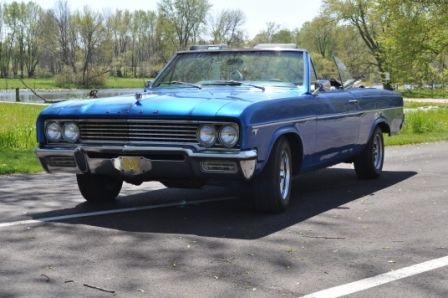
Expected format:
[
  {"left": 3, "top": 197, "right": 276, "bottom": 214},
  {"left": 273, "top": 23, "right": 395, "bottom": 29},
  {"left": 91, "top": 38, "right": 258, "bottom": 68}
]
[{"left": 17, "top": 0, "right": 323, "bottom": 38}]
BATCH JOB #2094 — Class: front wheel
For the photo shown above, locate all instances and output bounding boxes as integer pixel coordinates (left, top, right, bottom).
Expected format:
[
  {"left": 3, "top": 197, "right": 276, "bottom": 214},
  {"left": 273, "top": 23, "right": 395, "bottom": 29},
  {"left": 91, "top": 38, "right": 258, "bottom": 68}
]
[
  {"left": 251, "top": 138, "right": 292, "bottom": 213},
  {"left": 354, "top": 127, "right": 384, "bottom": 179},
  {"left": 76, "top": 174, "right": 123, "bottom": 203}
]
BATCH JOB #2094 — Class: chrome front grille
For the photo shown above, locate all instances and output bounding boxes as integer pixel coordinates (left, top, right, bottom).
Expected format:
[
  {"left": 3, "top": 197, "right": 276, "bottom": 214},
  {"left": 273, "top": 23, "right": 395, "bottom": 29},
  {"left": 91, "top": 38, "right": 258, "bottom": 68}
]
[{"left": 78, "top": 120, "right": 199, "bottom": 145}]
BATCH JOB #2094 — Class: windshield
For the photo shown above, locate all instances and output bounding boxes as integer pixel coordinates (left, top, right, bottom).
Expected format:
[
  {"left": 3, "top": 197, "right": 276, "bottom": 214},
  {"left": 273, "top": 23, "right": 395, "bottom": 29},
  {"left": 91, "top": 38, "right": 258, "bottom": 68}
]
[{"left": 153, "top": 51, "right": 304, "bottom": 88}]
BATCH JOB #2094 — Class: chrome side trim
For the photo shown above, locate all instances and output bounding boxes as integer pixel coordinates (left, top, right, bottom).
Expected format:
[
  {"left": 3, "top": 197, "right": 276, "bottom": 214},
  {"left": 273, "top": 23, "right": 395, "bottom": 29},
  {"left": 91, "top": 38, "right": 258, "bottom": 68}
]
[
  {"left": 251, "top": 106, "right": 402, "bottom": 129},
  {"left": 252, "top": 116, "right": 315, "bottom": 129}
]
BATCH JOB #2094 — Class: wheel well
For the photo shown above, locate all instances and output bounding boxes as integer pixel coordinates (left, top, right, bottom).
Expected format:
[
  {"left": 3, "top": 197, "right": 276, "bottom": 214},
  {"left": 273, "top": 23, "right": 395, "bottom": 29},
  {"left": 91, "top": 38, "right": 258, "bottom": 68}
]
[
  {"left": 377, "top": 122, "right": 391, "bottom": 135},
  {"left": 283, "top": 133, "right": 303, "bottom": 175}
]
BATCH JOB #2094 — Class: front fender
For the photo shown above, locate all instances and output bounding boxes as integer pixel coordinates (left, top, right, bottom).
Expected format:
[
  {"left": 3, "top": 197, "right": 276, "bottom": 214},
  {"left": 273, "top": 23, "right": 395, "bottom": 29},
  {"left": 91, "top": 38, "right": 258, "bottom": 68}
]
[{"left": 254, "top": 125, "right": 301, "bottom": 174}]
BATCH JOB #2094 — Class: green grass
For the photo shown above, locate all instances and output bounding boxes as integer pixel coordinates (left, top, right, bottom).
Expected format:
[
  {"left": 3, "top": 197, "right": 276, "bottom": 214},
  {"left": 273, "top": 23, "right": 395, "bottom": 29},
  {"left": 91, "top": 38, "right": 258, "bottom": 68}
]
[
  {"left": 0, "top": 78, "right": 57, "bottom": 90},
  {"left": 0, "top": 150, "right": 42, "bottom": 174},
  {"left": 0, "top": 102, "right": 44, "bottom": 150},
  {"left": 0, "top": 102, "right": 45, "bottom": 174},
  {"left": 386, "top": 102, "right": 448, "bottom": 145},
  {"left": 401, "top": 88, "right": 448, "bottom": 99},
  {"left": 104, "top": 77, "right": 148, "bottom": 88},
  {"left": 0, "top": 77, "right": 147, "bottom": 90}
]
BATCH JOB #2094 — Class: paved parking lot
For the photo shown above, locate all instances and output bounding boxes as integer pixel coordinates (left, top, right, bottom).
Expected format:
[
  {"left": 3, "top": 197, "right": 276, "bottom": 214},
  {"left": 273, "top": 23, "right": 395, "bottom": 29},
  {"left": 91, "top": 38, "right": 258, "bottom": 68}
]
[{"left": 0, "top": 142, "right": 447, "bottom": 297}]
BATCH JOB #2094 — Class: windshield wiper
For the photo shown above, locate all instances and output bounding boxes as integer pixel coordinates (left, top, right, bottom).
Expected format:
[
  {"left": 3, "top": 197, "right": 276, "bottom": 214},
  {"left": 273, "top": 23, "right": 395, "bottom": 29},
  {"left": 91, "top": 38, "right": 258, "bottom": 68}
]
[
  {"left": 204, "top": 80, "right": 265, "bottom": 91},
  {"left": 166, "top": 81, "right": 202, "bottom": 89}
]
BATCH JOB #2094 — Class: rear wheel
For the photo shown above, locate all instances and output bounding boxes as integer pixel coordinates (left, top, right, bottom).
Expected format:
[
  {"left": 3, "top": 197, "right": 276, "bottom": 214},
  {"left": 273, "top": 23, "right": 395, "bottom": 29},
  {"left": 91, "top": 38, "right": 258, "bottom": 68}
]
[
  {"left": 76, "top": 174, "right": 123, "bottom": 203},
  {"left": 354, "top": 127, "right": 384, "bottom": 179},
  {"left": 251, "top": 138, "right": 292, "bottom": 213}
]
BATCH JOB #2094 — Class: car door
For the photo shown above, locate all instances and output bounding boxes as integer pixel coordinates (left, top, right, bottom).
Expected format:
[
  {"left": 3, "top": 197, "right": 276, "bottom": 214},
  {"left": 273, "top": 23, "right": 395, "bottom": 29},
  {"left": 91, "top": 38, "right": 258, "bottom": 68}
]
[
  {"left": 313, "top": 58, "right": 361, "bottom": 165},
  {"left": 315, "top": 90, "right": 360, "bottom": 163}
]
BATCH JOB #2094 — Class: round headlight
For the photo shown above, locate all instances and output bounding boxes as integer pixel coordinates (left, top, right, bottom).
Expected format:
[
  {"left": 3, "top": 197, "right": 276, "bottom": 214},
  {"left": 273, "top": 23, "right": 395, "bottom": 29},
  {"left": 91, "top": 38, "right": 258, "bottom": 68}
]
[
  {"left": 62, "top": 122, "right": 80, "bottom": 142},
  {"left": 198, "top": 125, "right": 217, "bottom": 147},
  {"left": 45, "top": 122, "right": 62, "bottom": 142},
  {"left": 219, "top": 125, "right": 239, "bottom": 148}
]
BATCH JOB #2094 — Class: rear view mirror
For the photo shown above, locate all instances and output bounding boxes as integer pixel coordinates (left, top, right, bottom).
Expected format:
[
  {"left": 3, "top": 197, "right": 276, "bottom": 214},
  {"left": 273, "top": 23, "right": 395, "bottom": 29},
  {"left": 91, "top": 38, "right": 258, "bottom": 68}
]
[{"left": 312, "top": 80, "right": 332, "bottom": 95}]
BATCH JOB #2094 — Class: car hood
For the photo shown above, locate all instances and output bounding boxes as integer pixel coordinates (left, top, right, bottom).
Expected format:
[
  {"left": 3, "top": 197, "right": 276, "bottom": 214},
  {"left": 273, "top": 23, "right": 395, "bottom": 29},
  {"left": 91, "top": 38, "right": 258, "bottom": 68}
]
[{"left": 40, "top": 87, "right": 303, "bottom": 119}]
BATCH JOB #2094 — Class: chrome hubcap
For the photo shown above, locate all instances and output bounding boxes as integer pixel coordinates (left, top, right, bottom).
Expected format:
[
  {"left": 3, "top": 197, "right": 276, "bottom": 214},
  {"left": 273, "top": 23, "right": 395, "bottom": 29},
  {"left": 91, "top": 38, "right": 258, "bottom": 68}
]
[
  {"left": 372, "top": 134, "right": 383, "bottom": 170},
  {"left": 279, "top": 150, "right": 291, "bottom": 200}
]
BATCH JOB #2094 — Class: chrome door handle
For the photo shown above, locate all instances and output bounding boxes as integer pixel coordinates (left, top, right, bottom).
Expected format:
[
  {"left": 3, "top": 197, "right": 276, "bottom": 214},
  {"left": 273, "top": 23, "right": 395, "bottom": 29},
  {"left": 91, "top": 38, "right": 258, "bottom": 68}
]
[{"left": 348, "top": 99, "right": 359, "bottom": 104}]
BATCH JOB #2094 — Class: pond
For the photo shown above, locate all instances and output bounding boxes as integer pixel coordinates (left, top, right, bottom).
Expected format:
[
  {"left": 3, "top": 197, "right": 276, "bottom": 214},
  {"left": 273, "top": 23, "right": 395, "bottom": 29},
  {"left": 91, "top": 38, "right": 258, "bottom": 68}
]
[{"left": 0, "top": 88, "right": 142, "bottom": 103}]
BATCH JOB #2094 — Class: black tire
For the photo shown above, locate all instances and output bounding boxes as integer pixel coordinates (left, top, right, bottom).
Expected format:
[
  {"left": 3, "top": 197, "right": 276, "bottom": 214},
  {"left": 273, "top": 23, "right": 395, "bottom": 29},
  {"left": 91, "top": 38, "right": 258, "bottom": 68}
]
[
  {"left": 160, "top": 180, "right": 204, "bottom": 189},
  {"left": 354, "top": 127, "right": 384, "bottom": 179},
  {"left": 251, "top": 137, "right": 292, "bottom": 213},
  {"left": 76, "top": 174, "right": 123, "bottom": 203}
]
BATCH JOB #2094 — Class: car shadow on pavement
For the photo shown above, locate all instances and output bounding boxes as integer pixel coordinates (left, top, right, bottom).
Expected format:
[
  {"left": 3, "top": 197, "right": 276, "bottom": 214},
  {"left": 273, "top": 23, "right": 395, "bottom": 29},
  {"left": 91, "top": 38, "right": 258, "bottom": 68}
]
[{"left": 33, "top": 167, "right": 416, "bottom": 239}]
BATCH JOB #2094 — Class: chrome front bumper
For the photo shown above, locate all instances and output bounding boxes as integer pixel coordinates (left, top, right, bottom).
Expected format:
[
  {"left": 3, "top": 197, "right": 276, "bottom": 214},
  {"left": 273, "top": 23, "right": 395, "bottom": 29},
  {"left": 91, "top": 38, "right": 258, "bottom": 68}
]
[{"left": 35, "top": 145, "right": 258, "bottom": 180}]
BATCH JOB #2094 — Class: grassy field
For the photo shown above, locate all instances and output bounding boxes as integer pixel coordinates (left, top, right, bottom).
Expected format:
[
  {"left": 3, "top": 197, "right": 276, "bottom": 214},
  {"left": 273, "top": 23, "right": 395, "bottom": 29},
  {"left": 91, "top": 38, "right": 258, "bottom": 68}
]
[
  {"left": 385, "top": 102, "right": 448, "bottom": 145},
  {"left": 0, "top": 100, "right": 447, "bottom": 175},
  {"left": 401, "top": 88, "right": 448, "bottom": 99},
  {"left": 0, "top": 77, "right": 146, "bottom": 90},
  {"left": 104, "top": 77, "right": 148, "bottom": 88},
  {"left": 0, "top": 102, "right": 45, "bottom": 174},
  {"left": 0, "top": 150, "right": 43, "bottom": 175}
]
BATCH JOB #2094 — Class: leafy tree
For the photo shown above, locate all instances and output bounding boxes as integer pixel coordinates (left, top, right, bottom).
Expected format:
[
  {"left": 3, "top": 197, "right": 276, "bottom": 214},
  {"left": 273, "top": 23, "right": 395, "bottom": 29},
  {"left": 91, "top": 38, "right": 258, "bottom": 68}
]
[
  {"left": 210, "top": 9, "right": 246, "bottom": 47},
  {"left": 158, "top": 0, "right": 211, "bottom": 49},
  {"left": 251, "top": 22, "right": 281, "bottom": 44},
  {"left": 323, "top": 0, "right": 394, "bottom": 88},
  {"left": 296, "top": 16, "right": 336, "bottom": 58},
  {"left": 73, "top": 7, "right": 106, "bottom": 86}
]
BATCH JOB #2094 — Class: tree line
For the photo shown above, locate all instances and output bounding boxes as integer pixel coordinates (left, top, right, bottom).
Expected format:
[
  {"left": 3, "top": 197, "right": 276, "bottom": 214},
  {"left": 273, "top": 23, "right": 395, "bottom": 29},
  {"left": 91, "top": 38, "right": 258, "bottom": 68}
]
[{"left": 0, "top": 0, "right": 446, "bottom": 88}]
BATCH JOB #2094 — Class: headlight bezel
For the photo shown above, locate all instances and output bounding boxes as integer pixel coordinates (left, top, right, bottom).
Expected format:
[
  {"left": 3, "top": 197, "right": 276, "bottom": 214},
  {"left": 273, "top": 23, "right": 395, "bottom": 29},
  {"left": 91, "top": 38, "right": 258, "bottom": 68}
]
[
  {"left": 197, "top": 124, "right": 218, "bottom": 147},
  {"left": 62, "top": 122, "right": 80, "bottom": 143},
  {"left": 197, "top": 122, "right": 240, "bottom": 148},
  {"left": 218, "top": 124, "right": 239, "bottom": 148},
  {"left": 45, "top": 121, "right": 80, "bottom": 143},
  {"left": 45, "top": 121, "right": 63, "bottom": 142}
]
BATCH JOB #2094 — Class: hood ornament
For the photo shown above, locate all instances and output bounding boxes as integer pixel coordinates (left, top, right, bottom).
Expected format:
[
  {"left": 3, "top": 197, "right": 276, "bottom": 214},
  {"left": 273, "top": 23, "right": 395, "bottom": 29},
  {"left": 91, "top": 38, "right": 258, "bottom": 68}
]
[{"left": 135, "top": 93, "right": 142, "bottom": 105}]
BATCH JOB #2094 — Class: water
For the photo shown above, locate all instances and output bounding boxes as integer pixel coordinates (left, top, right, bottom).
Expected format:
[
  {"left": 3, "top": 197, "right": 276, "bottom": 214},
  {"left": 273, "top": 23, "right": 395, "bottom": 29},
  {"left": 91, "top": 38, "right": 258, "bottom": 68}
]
[{"left": 0, "top": 88, "right": 142, "bottom": 103}]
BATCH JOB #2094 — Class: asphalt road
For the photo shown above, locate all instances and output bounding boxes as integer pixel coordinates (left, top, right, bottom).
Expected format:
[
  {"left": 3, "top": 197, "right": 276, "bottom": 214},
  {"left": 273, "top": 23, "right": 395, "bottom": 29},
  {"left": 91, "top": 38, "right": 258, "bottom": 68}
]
[{"left": 0, "top": 142, "right": 447, "bottom": 297}]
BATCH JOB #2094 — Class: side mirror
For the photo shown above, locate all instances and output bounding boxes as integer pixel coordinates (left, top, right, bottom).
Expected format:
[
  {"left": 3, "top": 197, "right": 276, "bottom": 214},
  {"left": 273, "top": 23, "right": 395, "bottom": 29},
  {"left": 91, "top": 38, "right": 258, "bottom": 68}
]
[
  {"left": 311, "top": 80, "right": 331, "bottom": 95},
  {"left": 144, "top": 80, "right": 153, "bottom": 91}
]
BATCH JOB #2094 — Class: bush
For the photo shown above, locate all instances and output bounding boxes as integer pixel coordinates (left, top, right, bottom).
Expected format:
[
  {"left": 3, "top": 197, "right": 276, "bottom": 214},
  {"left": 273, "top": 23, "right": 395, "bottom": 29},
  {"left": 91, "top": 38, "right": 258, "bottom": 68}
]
[
  {"left": 54, "top": 67, "right": 77, "bottom": 88},
  {"left": 406, "top": 112, "right": 436, "bottom": 134},
  {"left": 55, "top": 67, "right": 107, "bottom": 88}
]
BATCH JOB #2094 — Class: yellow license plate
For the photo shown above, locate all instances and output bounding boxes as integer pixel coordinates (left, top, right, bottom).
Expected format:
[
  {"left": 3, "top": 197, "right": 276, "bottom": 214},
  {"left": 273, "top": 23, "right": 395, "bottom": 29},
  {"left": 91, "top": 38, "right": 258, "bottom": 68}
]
[
  {"left": 121, "top": 157, "right": 141, "bottom": 173},
  {"left": 113, "top": 156, "right": 152, "bottom": 175}
]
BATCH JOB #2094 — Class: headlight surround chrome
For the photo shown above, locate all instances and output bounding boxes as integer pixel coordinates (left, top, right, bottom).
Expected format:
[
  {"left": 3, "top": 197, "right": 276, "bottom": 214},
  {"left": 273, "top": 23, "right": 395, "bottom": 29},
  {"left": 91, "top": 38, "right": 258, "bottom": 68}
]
[
  {"left": 45, "top": 122, "right": 62, "bottom": 142},
  {"left": 197, "top": 125, "right": 217, "bottom": 147},
  {"left": 219, "top": 125, "right": 239, "bottom": 148},
  {"left": 62, "top": 122, "right": 80, "bottom": 142}
]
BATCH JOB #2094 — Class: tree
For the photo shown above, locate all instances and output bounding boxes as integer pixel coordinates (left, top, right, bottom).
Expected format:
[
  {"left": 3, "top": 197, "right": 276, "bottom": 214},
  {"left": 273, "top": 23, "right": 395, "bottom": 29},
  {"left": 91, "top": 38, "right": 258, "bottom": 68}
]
[
  {"left": 210, "top": 9, "right": 245, "bottom": 46},
  {"left": 296, "top": 16, "right": 336, "bottom": 58},
  {"left": 252, "top": 22, "right": 281, "bottom": 44},
  {"left": 52, "top": 0, "right": 77, "bottom": 73},
  {"left": 21, "top": 2, "right": 44, "bottom": 77},
  {"left": 73, "top": 7, "right": 106, "bottom": 86},
  {"left": 158, "top": 0, "right": 211, "bottom": 49},
  {"left": 323, "top": 0, "right": 393, "bottom": 88}
]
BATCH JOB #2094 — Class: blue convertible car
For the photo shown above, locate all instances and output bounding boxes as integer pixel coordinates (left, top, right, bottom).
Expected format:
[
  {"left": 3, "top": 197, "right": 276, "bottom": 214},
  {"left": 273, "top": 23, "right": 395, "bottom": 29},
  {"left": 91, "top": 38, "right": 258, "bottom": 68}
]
[{"left": 35, "top": 44, "right": 404, "bottom": 212}]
